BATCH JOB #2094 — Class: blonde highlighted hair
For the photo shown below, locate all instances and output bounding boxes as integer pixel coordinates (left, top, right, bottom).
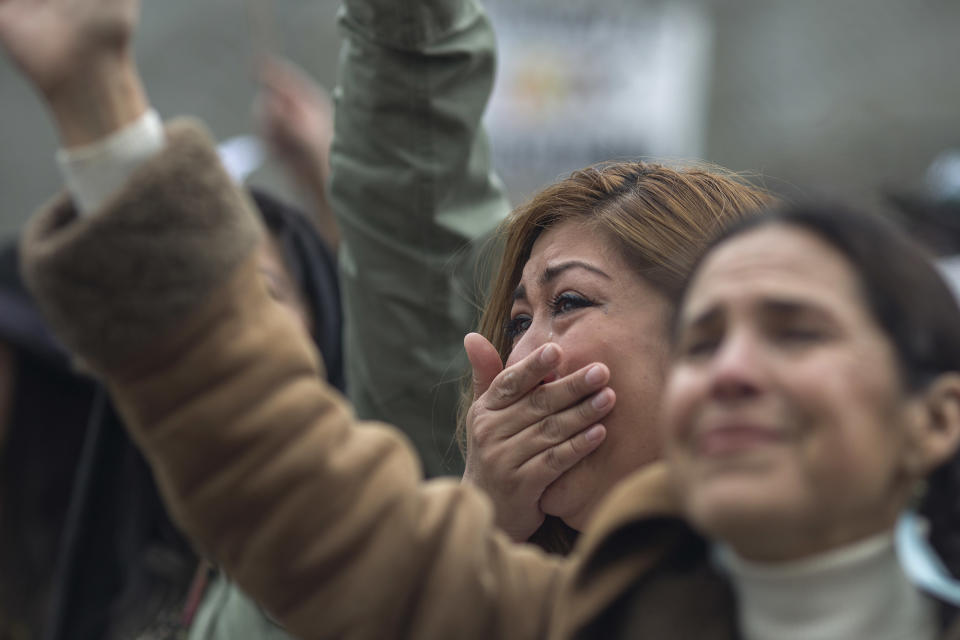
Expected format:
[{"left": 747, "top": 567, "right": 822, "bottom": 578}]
[
  {"left": 480, "top": 162, "right": 772, "bottom": 369},
  {"left": 462, "top": 161, "right": 773, "bottom": 552}
]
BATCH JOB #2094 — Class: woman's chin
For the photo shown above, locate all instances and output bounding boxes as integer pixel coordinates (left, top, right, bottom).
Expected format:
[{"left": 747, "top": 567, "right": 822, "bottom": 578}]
[
  {"left": 540, "top": 443, "right": 649, "bottom": 531},
  {"left": 686, "top": 480, "right": 801, "bottom": 544},
  {"left": 539, "top": 463, "right": 601, "bottom": 532}
]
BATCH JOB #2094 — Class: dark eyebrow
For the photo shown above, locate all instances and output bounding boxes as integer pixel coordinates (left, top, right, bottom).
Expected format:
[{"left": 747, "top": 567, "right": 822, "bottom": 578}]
[
  {"left": 539, "top": 261, "right": 612, "bottom": 287},
  {"left": 761, "top": 298, "right": 834, "bottom": 322},
  {"left": 678, "top": 297, "right": 834, "bottom": 338},
  {"left": 512, "top": 261, "right": 610, "bottom": 303},
  {"left": 683, "top": 306, "right": 722, "bottom": 334}
]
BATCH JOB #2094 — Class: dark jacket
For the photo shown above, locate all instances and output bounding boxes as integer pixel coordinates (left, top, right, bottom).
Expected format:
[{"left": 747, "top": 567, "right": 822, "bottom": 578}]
[
  {"left": 0, "top": 241, "right": 96, "bottom": 639},
  {"left": 0, "top": 186, "right": 344, "bottom": 640},
  {"left": 0, "top": 237, "right": 197, "bottom": 640}
]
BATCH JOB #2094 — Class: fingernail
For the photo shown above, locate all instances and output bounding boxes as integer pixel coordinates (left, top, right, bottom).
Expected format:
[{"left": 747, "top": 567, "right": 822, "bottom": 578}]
[
  {"left": 591, "top": 390, "right": 612, "bottom": 410},
  {"left": 585, "top": 365, "right": 605, "bottom": 386},
  {"left": 585, "top": 425, "right": 605, "bottom": 443},
  {"left": 540, "top": 344, "right": 559, "bottom": 365}
]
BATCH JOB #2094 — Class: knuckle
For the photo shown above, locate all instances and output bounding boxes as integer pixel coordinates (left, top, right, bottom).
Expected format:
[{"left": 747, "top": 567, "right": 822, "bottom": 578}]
[
  {"left": 466, "top": 410, "right": 483, "bottom": 435},
  {"left": 497, "top": 370, "right": 519, "bottom": 400},
  {"left": 578, "top": 396, "right": 599, "bottom": 421},
  {"left": 566, "top": 372, "right": 588, "bottom": 398},
  {"left": 567, "top": 435, "right": 585, "bottom": 459},
  {"left": 537, "top": 414, "right": 562, "bottom": 443},
  {"left": 528, "top": 385, "right": 550, "bottom": 413},
  {"left": 470, "top": 416, "right": 496, "bottom": 448},
  {"left": 472, "top": 426, "right": 491, "bottom": 448},
  {"left": 543, "top": 446, "right": 564, "bottom": 472},
  {"left": 467, "top": 403, "right": 484, "bottom": 426}
]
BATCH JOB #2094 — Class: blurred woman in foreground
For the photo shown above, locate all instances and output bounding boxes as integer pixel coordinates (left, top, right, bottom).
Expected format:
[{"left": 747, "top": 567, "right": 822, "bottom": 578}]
[{"left": 651, "top": 204, "right": 960, "bottom": 638}]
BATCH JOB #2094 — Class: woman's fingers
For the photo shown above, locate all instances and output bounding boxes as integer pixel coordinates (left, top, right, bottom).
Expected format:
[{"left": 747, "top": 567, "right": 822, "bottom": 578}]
[
  {"left": 521, "top": 423, "right": 607, "bottom": 489},
  {"left": 483, "top": 342, "right": 568, "bottom": 410},
  {"left": 498, "top": 383, "right": 614, "bottom": 471},
  {"left": 463, "top": 340, "right": 614, "bottom": 541},
  {"left": 464, "top": 332, "right": 503, "bottom": 399},
  {"left": 493, "top": 361, "right": 611, "bottom": 441},
  {"left": 519, "top": 386, "right": 615, "bottom": 455}
]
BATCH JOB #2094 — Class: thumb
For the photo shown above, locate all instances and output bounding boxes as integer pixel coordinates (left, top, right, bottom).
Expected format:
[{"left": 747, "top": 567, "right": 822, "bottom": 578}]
[{"left": 464, "top": 332, "right": 503, "bottom": 399}]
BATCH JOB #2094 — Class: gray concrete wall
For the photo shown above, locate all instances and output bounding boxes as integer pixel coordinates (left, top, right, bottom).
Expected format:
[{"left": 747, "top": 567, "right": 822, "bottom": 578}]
[
  {"left": 2, "top": 0, "right": 959, "bottom": 239},
  {"left": 0, "top": 0, "right": 342, "bottom": 239},
  {"left": 706, "top": 0, "right": 960, "bottom": 207}
]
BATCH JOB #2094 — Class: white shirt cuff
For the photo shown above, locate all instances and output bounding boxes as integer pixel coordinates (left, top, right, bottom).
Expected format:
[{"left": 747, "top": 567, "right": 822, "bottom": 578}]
[{"left": 56, "top": 109, "right": 165, "bottom": 215}]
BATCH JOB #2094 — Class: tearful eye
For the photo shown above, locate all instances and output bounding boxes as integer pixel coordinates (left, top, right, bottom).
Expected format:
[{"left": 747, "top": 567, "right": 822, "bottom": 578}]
[
  {"left": 776, "top": 327, "right": 825, "bottom": 345},
  {"left": 505, "top": 314, "right": 532, "bottom": 341},
  {"left": 676, "top": 327, "right": 721, "bottom": 359},
  {"left": 550, "top": 292, "right": 593, "bottom": 316},
  {"left": 681, "top": 338, "right": 719, "bottom": 358}
]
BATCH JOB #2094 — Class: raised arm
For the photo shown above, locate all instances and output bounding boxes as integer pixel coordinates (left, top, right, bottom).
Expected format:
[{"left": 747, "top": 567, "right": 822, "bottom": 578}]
[
  {"left": 4, "top": 1, "right": 559, "bottom": 638},
  {"left": 257, "top": 59, "right": 340, "bottom": 253},
  {"left": 24, "top": 142, "right": 559, "bottom": 638},
  {"left": 330, "top": 0, "right": 511, "bottom": 476}
]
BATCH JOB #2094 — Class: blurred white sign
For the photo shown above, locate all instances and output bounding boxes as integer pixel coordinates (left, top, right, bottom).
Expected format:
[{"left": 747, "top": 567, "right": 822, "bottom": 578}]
[
  {"left": 928, "top": 149, "right": 960, "bottom": 201},
  {"left": 486, "top": 0, "right": 713, "bottom": 192},
  {"left": 218, "top": 135, "right": 265, "bottom": 184},
  {"left": 938, "top": 255, "right": 960, "bottom": 303}
]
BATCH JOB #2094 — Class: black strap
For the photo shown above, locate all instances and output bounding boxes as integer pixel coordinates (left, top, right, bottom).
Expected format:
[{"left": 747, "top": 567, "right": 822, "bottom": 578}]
[{"left": 42, "top": 388, "right": 107, "bottom": 640}]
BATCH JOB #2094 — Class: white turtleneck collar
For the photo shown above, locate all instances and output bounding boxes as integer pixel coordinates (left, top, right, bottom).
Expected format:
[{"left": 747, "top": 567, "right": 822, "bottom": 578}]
[{"left": 715, "top": 533, "right": 939, "bottom": 640}]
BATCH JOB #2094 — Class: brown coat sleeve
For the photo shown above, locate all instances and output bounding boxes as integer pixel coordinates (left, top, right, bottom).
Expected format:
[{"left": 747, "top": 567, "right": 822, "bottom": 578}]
[{"left": 20, "top": 120, "right": 560, "bottom": 640}]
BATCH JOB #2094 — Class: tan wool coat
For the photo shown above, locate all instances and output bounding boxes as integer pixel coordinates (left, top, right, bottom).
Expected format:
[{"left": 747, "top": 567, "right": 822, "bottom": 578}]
[{"left": 20, "top": 121, "right": 960, "bottom": 640}]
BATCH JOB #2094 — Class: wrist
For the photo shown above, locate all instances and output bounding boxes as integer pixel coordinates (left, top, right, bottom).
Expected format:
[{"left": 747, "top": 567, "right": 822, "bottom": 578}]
[
  {"left": 282, "top": 143, "right": 328, "bottom": 185},
  {"left": 505, "top": 517, "right": 541, "bottom": 544},
  {"left": 46, "top": 53, "right": 149, "bottom": 148}
]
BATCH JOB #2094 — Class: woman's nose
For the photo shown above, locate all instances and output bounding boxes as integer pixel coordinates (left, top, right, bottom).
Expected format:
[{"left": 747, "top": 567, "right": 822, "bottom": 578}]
[
  {"left": 708, "top": 331, "right": 763, "bottom": 402},
  {"left": 505, "top": 321, "right": 553, "bottom": 368}
]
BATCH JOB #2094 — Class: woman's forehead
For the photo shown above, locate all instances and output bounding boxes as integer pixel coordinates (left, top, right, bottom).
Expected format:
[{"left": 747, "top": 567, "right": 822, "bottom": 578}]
[
  {"left": 521, "top": 221, "right": 619, "bottom": 277},
  {"left": 682, "top": 226, "right": 864, "bottom": 322}
]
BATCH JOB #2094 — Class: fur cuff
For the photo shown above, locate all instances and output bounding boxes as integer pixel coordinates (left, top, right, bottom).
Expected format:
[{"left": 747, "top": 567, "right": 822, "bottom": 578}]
[{"left": 20, "top": 118, "right": 263, "bottom": 375}]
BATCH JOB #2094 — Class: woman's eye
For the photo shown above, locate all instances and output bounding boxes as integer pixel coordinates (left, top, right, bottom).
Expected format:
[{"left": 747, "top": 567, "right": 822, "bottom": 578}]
[
  {"left": 777, "top": 327, "right": 824, "bottom": 344},
  {"left": 679, "top": 337, "right": 719, "bottom": 358},
  {"left": 550, "top": 292, "right": 593, "bottom": 316},
  {"left": 505, "top": 314, "right": 532, "bottom": 340}
]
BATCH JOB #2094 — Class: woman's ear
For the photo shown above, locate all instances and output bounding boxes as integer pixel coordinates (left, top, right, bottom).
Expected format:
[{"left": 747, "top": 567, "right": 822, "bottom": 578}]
[{"left": 906, "top": 373, "right": 960, "bottom": 476}]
